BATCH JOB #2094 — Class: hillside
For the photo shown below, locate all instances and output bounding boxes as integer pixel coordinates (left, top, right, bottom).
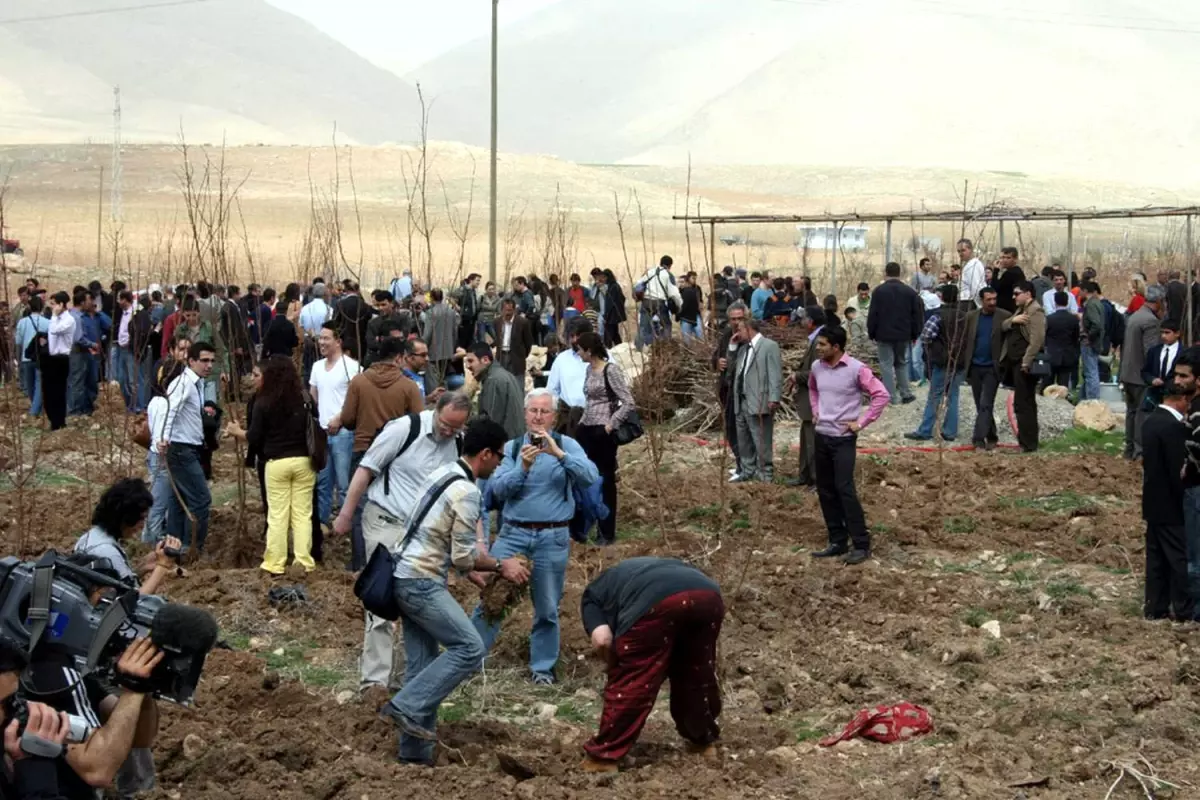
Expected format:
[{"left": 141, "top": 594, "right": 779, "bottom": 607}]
[
  {"left": 0, "top": 0, "right": 428, "bottom": 145},
  {"left": 410, "top": 0, "right": 1200, "bottom": 187}
]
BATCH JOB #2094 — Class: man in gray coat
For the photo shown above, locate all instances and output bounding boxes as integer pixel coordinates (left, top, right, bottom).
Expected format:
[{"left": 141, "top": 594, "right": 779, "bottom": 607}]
[
  {"left": 464, "top": 344, "right": 526, "bottom": 439},
  {"left": 423, "top": 288, "right": 459, "bottom": 391},
  {"left": 732, "top": 318, "right": 783, "bottom": 482},
  {"left": 1120, "top": 284, "right": 1165, "bottom": 460}
]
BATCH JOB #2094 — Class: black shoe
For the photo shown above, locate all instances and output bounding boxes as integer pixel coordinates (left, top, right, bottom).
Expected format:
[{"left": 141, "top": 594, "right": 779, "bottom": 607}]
[
  {"left": 379, "top": 703, "right": 437, "bottom": 740},
  {"left": 904, "top": 432, "right": 931, "bottom": 441},
  {"left": 971, "top": 441, "right": 986, "bottom": 450},
  {"left": 842, "top": 549, "right": 870, "bottom": 565},
  {"left": 901, "top": 396, "right": 917, "bottom": 405},
  {"left": 984, "top": 441, "right": 997, "bottom": 452},
  {"left": 812, "top": 545, "right": 849, "bottom": 559}
]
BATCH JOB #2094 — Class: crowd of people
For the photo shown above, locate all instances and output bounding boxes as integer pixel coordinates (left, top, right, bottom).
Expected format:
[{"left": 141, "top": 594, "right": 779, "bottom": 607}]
[{"left": 2, "top": 243, "right": 1194, "bottom": 793}]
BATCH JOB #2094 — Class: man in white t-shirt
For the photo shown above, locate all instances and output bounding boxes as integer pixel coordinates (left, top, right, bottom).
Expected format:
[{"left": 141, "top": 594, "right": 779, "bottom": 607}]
[
  {"left": 309, "top": 321, "right": 361, "bottom": 526},
  {"left": 956, "top": 238, "right": 987, "bottom": 311}
]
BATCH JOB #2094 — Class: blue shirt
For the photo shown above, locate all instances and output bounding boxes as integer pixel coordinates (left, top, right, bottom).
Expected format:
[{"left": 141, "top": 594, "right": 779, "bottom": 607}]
[
  {"left": 402, "top": 368, "right": 426, "bottom": 399},
  {"left": 488, "top": 434, "right": 599, "bottom": 525},
  {"left": 71, "top": 310, "right": 110, "bottom": 350},
  {"left": 392, "top": 276, "right": 413, "bottom": 301},
  {"left": 750, "top": 288, "right": 773, "bottom": 320},
  {"left": 972, "top": 312, "right": 995, "bottom": 367},
  {"left": 15, "top": 314, "right": 49, "bottom": 363}
]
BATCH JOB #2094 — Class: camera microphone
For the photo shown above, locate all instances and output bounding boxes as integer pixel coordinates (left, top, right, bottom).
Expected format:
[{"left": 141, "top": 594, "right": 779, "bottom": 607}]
[{"left": 149, "top": 604, "right": 218, "bottom": 655}]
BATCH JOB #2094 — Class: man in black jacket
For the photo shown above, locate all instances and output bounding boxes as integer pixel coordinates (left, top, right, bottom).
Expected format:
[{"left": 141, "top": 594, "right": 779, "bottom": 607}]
[
  {"left": 578, "top": 557, "right": 723, "bottom": 773},
  {"left": 1044, "top": 291, "right": 1080, "bottom": 391},
  {"left": 992, "top": 247, "right": 1025, "bottom": 314},
  {"left": 963, "top": 287, "right": 1010, "bottom": 450},
  {"left": 866, "top": 262, "right": 923, "bottom": 406},
  {"left": 333, "top": 280, "right": 374, "bottom": 361},
  {"left": 711, "top": 302, "right": 748, "bottom": 481},
  {"left": 1142, "top": 384, "right": 1193, "bottom": 620}
]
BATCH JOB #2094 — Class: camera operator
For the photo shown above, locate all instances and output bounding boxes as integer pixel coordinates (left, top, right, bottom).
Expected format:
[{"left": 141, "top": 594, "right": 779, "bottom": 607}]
[
  {"left": 73, "top": 478, "right": 183, "bottom": 596},
  {"left": 0, "top": 641, "right": 71, "bottom": 799},
  {"left": 29, "top": 558, "right": 165, "bottom": 798}
]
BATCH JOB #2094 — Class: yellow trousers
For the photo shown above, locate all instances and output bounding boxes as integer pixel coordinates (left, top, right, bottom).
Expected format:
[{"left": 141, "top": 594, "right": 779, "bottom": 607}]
[{"left": 261, "top": 456, "right": 316, "bottom": 575}]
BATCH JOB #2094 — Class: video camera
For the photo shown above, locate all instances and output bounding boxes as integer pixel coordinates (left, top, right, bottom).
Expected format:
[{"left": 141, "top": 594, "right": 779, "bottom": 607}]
[{"left": 0, "top": 551, "right": 218, "bottom": 707}]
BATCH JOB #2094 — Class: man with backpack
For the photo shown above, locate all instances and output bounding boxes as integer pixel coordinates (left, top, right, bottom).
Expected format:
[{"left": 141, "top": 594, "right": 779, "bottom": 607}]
[
  {"left": 334, "top": 391, "right": 471, "bottom": 699},
  {"left": 636, "top": 255, "right": 684, "bottom": 341},
  {"left": 470, "top": 389, "right": 600, "bottom": 686},
  {"left": 334, "top": 337, "right": 426, "bottom": 572},
  {"left": 1080, "top": 281, "right": 1108, "bottom": 401}
]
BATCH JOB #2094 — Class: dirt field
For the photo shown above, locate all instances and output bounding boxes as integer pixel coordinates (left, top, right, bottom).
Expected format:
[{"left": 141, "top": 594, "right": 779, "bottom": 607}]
[{"left": 0, "top": 382, "right": 1190, "bottom": 799}]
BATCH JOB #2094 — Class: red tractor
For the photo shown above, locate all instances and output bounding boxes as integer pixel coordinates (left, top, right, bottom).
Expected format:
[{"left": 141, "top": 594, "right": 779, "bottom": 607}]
[{"left": 1, "top": 237, "right": 20, "bottom": 256}]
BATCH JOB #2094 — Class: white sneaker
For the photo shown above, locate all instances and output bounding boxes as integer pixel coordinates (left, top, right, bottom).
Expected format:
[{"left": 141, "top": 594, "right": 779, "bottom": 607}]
[
  {"left": 728, "top": 467, "right": 738, "bottom": 476},
  {"left": 728, "top": 473, "right": 742, "bottom": 482}
]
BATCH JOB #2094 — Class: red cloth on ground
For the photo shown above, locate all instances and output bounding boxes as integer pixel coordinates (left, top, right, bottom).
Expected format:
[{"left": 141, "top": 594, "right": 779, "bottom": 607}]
[
  {"left": 819, "top": 703, "right": 933, "bottom": 747},
  {"left": 583, "top": 589, "right": 724, "bottom": 761}
]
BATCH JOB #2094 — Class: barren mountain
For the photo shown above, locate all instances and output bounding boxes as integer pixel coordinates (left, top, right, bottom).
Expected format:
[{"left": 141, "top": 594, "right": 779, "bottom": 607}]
[
  {"left": 0, "top": 0, "right": 427, "bottom": 145},
  {"left": 410, "top": 0, "right": 1200, "bottom": 186}
]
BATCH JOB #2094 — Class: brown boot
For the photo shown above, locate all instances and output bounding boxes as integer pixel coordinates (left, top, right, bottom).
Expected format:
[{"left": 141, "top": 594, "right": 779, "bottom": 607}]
[
  {"left": 579, "top": 755, "right": 619, "bottom": 774},
  {"left": 685, "top": 741, "right": 719, "bottom": 761}
]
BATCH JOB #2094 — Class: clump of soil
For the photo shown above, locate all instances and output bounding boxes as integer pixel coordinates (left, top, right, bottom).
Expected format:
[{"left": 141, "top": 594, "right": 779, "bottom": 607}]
[{"left": 479, "top": 555, "right": 533, "bottom": 622}]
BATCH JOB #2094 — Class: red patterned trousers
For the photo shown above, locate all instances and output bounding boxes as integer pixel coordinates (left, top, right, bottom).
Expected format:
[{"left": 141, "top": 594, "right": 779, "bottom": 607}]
[{"left": 583, "top": 589, "right": 724, "bottom": 761}]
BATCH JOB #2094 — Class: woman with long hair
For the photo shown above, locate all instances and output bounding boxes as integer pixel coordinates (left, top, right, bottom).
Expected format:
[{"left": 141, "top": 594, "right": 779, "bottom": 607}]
[
  {"left": 601, "top": 269, "right": 626, "bottom": 347},
  {"left": 143, "top": 359, "right": 185, "bottom": 545},
  {"left": 575, "top": 331, "right": 637, "bottom": 545},
  {"left": 247, "top": 357, "right": 317, "bottom": 575}
]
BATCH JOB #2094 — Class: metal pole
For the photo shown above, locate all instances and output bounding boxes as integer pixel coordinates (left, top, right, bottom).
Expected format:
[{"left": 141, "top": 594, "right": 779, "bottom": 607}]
[
  {"left": 1188, "top": 214, "right": 1195, "bottom": 343},
  {"left": 884, "top": 219, "right": 892, "bottom": 267},
  {"left": 487, "top": 0, "right": 499, "bottom": 285},
  {"left": 999, "top": 220, "right": 1006, "bottom": 249},
  {"left": 1066, "top": 216, "right": 1074, "bottom": 281},
  {"left": 709, "top": 222, "right": 717, "bottom": 278}
]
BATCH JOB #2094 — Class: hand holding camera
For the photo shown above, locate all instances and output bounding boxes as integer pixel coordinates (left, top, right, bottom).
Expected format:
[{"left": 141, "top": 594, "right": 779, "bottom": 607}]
[{"left": 5, "top": 702, "right": 71, "bottom": 761}]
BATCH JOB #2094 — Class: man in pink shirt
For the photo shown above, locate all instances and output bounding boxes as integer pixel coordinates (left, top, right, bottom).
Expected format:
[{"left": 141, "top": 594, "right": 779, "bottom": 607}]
[{"left": 807, "top": 325, "right": 891, "bottom": 565}]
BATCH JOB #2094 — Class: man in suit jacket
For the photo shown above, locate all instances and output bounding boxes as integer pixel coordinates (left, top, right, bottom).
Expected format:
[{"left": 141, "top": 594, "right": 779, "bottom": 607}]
[
  {"left": 1141, "top": 321, "right": 1181, "bottom": 410},
  {"left": 1043, "top": 291, "right": 1081, "bottom": 390},
  {"left": 785, "top": 306, "right": 826, "bottom": 486},
  {"left": 866, "top": 262, "right": 924, "bottom": 406},
  {"left": 732, "top": 318, "right": 783, "bottom": 483},
  {"left": 999, "top": 281, "right": 1047, "bottom": 453},
  {"left": 496, "top": 298, "right": 534, "bottom": 383},
  {"left": 1165, "top": 270, "right": 1189, "bottom": 330},
  {"left": 964, "top": 287, "right": 1011, "bottom": 450},
  {"left": 1142, "top": 385, "right": 1194, "bottom": 620},
  {"left": 1120, "top": 284, "right": 1165, "bottom": 459}
]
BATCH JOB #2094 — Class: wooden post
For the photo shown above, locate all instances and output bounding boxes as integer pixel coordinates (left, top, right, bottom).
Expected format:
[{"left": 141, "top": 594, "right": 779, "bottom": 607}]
[
  {"left": 831, "top": 223, "right": 838, "bottom": 296},
  {"left": 1066, "top": 216, "right": 1074, "bottom": 279},
  {"left": 999, "top": 220, "right": 1006, "bottom": 249},
  {"left": 884, "top": 219, "right": 893, "bottom": 268}
]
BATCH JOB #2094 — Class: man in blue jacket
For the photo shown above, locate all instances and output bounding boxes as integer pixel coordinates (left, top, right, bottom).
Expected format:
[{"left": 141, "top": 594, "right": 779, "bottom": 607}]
[{"left": 471, "top": 388, "right": 599, "bottom": 685}]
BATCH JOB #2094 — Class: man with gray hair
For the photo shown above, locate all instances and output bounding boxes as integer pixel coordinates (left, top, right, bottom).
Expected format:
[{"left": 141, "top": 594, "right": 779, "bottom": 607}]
[
  {"left": 335, "top": 391, "right": 471, "bottom": 699},
  {"left": 1121, "top": 283, "right": 1166, "bottom": 460},
  {"left": 471, "top": 388, "right": 599, "bottom": 685},
  {"left": 299, "top": 282, "right": 332, "bottom": 337},
  {"left": 731, "top": 317, "right": 783, "bottom": 482}
]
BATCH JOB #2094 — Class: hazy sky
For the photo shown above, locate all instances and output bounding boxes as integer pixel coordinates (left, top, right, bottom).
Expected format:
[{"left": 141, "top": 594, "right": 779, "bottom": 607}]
[{"left": 265, "top": 0, "right": 561, "bottom": 74}]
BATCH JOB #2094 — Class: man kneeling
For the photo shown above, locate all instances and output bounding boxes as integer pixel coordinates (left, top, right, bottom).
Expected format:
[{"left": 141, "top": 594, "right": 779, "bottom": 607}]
[
  {"left": 379, "top": 418, "right": 530, "bottom": 765},
  {"left": 579, "top": 557, "right": 724, "bottom": 772}
]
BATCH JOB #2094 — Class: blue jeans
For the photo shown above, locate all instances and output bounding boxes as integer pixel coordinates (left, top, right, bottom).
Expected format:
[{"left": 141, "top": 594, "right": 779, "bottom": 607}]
[
  {"left": 136, "top": 355, "right": 154, "bottom": 411},
  {"left": 909, "top": 340, "right": 925, "bottom": 382},
  {"left": 914, "top": 366, "right": 964, "bottom": 439},
  {"left": 680, "top": 319, "right": 702, "bottom": 342},
  {"left": 144, "top": 451, "right": 171, "bottom": 544},
  {"left": 476, "top": 320, "right": 496, "bottom": 344},
  {"left": 472, "top": 523, "right": 571, "bottom": 678},
  {"left": 316, "top": 429, "right": 354, "bottom": 524},
  {"left": 68, "top": 350, "right": 90, "bottom": 415},
  {"left": 389, "top": 578, "right": 485, "bottom": 764},
  {"left": 164, "top": 444, "right": 211, "bottom": 552},
  {"left": 1081, "top": 348, "right": 1101, "bottom": 401},
  {"left": 114, "top": 346, "right": 138, "bottom": 411},
  {"left": 19, "top": 362, "right": 42, "bottom": 416},
  {"left": 1184, "top": 487, "right": 1200, "bottom": 616}
]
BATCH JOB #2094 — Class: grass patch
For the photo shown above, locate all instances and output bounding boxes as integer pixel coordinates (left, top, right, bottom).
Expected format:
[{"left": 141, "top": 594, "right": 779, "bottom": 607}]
[
  {"left": 870, "top": 523, "right": 891, "bottom": 535},
  {"left": 1045, "top": 578, "right": 1095, "bottom": 600},
  {"left": 223, "top": 631, "right": 252, "bottom": 651},
  {"left": 619, "top": 523, "right": 659, "bottom": 541},
  {"left": 259, "top": 639, "right": 354, "bottom": 689},
  {"left": 794, "top": 719, "right": 825, "bottom": 743},
  {"left": 963, "top": 608, "right": 989, "bottom": 628},
  {"left": 438, "top": 703, "right": 470, "bottom": 724},
  {"left": 1040, "top": 428, "right": 1123, "bottom": 456},
  {"left": 1008, "top": 569, "right": 1037, "bottom": 588},
  {"left": 1010, "top": 551, "right": 1036, "bottom": 563},
  {"left": 943, "top": 516, "right": 976, "bottom": 534},
  {"left": 684, "top": 504, "right": 721, "bottom": 520},
  {"left": 782, "top": 492, "right": 805, "bottom": 506},
  {"left": 555, "top": 702, "right": 594, "bottom": 725},
  {"left": 939, "top": 562, "right": 975, "bottom": 575},
  {"left": 1097, "top": 565, "right": 1131, "bottom": 576},
  {"left": 731, "top": 518, "right": 751, "bottom": 530},
  {"left": 1000, "top": 491, "right": 1098, "bottom": 515}
]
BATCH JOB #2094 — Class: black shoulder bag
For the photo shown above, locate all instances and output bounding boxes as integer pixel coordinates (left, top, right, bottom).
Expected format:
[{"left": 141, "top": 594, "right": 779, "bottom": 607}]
[{"left": 602, "top": 364, "right": 644, "bottom": 446}]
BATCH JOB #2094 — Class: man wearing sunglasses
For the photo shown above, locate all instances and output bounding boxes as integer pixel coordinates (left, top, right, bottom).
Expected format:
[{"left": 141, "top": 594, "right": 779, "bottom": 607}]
[{"left": 158, "top": 341, "right": 216, "bottom": 554}]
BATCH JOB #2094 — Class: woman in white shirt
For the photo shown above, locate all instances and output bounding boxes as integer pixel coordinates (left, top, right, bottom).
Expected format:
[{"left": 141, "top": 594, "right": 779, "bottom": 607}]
[{"left": 42, "top": 291, "right": 75, "bottom": 430}]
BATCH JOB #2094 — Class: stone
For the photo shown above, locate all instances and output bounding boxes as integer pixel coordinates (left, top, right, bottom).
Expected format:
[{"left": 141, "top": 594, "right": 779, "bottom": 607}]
[
  {"left": 1043, "top": 385, "right": 1069, "bottom": 400},
  {"left": 1073, "top": 400, "right": 1118, "bottom": 432},
  {"left": 981, "top": 620, "right": 1002, "bottom": 639},
  {"left": 534, "top": 702, "right": 558, "bottom": 721},
  {"left": 335, "top": 690, "right": 355, "bottom": 706},
  {"left": 767, "top": 745, "right": 797, "bottom": 761},
  {"left": 182, "top": 734, "right": 207, "bottom": 759}
]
